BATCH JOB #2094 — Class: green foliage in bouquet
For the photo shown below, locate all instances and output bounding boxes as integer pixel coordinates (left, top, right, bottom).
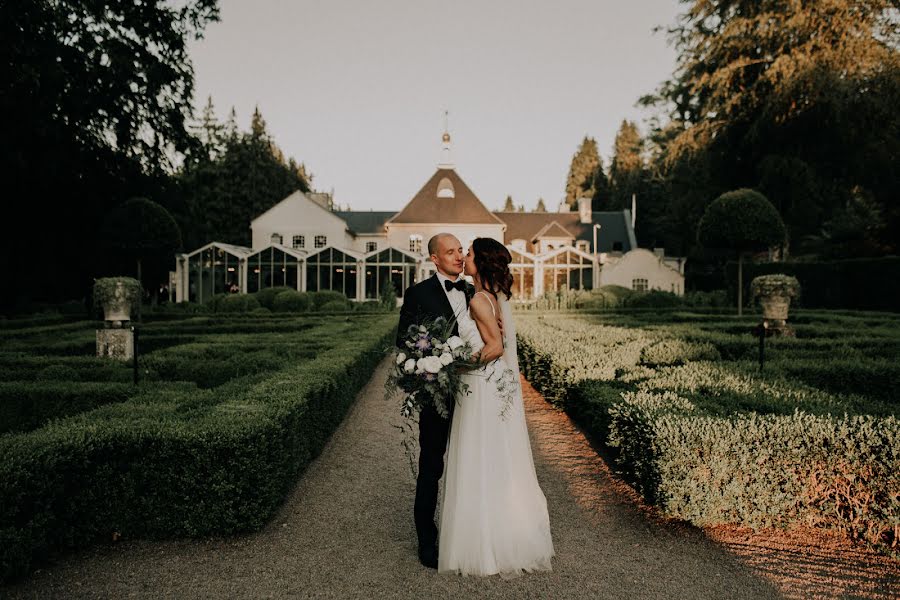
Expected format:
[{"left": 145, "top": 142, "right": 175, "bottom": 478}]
[{"left": 386, "top": 316, "right": 473, "bottom": 419}]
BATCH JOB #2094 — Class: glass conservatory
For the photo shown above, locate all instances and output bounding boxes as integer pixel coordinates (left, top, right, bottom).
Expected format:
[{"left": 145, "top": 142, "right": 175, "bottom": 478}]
[
  {"left": 539, "top": 246, "right": 595, "bottom": 294},
  {"left": 305, "top": 247, "right": 362, "bottom": 299},
  {"left": 246, "top": 245, "right": 305, "bottom": 293},
  {"left": 364, "top": 248, "right": 417, "bottom": 300},
  {"left": 182, "top": 243, "right": 254, "bottom": 303}
]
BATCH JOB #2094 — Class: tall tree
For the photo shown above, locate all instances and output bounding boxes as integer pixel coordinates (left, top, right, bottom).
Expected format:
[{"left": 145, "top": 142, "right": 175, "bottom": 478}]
[
  {"left": 1, "top": 0, "right": 218, "bottom": 309},
  {"left": 502, "top": 195, "right": 515, "bottom": 211},
  {"left": 179, "top": 106, "right": 310, "bottom": 247},
  {"left": 644, "top": 0, "right": 900, "bottom": 255},
  {"left": 534, "top": 198, "right": 547, "bottom": 212},
  {"left": 565, "top": 136, "right": 601, "bottom": 209},
  {"left": 608, "top": 120, "right": 644, "bottom": 209}
]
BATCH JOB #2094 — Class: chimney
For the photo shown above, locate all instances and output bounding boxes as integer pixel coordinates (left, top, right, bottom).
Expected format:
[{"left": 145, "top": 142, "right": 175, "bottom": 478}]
[{"left": 578, "top": 197, "right": 591, "bottom": 224}]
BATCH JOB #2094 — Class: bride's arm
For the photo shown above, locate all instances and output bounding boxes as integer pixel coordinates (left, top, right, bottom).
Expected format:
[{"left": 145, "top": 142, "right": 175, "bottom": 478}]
[{"left": 468, "top": 294, "right": 504, "bottom": 364}]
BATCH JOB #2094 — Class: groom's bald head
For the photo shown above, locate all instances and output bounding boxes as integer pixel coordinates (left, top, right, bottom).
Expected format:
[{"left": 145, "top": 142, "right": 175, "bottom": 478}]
[{"left": 429, "top": 233, "right": 464, "bottom": 278}]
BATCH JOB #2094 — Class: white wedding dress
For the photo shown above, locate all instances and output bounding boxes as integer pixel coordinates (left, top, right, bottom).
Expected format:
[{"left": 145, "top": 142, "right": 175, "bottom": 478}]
[{"left": 438, "top": 292, "right": 554, "bottom": 577}]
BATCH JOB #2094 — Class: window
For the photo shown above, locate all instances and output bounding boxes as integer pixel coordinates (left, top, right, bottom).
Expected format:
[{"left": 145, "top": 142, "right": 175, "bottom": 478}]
[
  {"left": 576, "top": 240, "right": 590, "bottom": 252},
  {"left": 632, "top": 278, "right": 648, "bottom": 292},
  {"left": 270, "top": 233, "right": 283, "bottom": 245},
  {"left": 315, "top": 235, "right": 327, "bottom": 249},
  {"left": 409, "top": 234, "right": 423, "bottom": 253},
  {"left": 436, "top": 177, "right": 455, "bottom": 198},
  {"left": 292, "top": 235, "right": 305, "bottom": 249},
  {"left": 366, "top": 241, "right": 377, "bottom": 253}
]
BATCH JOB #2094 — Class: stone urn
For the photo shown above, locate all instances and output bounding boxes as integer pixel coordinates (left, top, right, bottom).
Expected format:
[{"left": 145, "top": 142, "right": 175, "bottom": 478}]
[
  {"left": 103, "top": 281, "right": 132, "bottom": 323},
  {"left": 750, "top": 274, "right": 800, "bottom": 335},
  {"left": 93, "top": 277, "right": 140, "bottom": 327}
]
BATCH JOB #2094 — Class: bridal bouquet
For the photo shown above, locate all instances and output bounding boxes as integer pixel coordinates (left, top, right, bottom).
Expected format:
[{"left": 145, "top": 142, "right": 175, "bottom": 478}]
[{"left": 386, "top": 316, "right": 474, "bottom": 419}]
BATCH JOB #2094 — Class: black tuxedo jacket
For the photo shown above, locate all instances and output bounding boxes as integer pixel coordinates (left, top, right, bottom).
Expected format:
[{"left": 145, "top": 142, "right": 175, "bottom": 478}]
[{"left": 396, "top": 274, "right": 474, "bottom": 349}]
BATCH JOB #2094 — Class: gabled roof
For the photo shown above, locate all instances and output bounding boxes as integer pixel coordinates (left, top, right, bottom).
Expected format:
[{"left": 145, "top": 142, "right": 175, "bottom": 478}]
[
  {"left": 493, "top": 210, "right": 635, "bottom": 254},
  {"left": 532, "top": 220, "right": 574, "bottom": 240},
  {"left": 387, "top": 168, "right": 505, "bottom": 226},
  {"left": 334, "top": 211, "right": 394, "bottom": 235}
]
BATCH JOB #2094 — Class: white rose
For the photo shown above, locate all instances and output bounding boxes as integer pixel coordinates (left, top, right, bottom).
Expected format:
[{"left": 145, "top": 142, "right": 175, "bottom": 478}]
[
  {"left": 447, "top": 336, "right": 464, "bottom": 350},
  {"left": 439, "top": 352, "right": 453, "bottom": 366},
  {"left": 424, "top": 355, "right": 443, "bottom": 374},
  {"left": 396, "top": 352, "right": 406, "bottom": 365},
  {"left": 416, "top": 357, "right": 427, "bottom": 373},
  {"left": 403, "top": 358, "right": 416, "bottom": 373}
]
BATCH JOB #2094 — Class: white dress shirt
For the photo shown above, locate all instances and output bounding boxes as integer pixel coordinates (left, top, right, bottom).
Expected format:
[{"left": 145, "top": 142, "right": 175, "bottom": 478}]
[{"left": 435, "top": 271, "right": 467, "bottom": 322}]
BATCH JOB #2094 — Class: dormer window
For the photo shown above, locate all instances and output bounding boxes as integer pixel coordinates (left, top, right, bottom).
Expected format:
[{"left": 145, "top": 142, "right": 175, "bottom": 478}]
[
  {"left": 270, "top": 233, "right": 283, "bottom": 245},
  {"left": 436, "top": 177, "right": 455, "bottom": 198}
]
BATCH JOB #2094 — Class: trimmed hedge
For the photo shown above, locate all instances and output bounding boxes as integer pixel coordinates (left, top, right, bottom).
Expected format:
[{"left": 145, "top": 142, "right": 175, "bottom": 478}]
[
  {"left": 516, "top": 313, "right": 900, "bottom": 556},
  {"left": 272, "top": 290, "right": 310, "bottom": 312},
  {"left": 254, "top": 287, "right": 295, "bottom": 310},
  {"left": 0, "top": 382, "right": 135, "bottom": 434},
  {"left": 0, "top": 315, "right": 395, "bottom": 583},
  {"left": 608, "top": 394, "right": 899, "bottom": 547}
]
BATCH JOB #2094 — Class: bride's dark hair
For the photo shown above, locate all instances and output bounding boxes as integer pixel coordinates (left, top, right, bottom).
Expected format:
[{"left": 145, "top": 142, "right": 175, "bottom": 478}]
[{"left": 471, "top": 237, "right": 513, "bottom": 300}]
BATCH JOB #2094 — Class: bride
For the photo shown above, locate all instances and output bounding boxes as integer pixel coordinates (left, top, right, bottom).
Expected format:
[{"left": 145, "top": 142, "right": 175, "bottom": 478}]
[{"left": 438, "top": 237, "right": 555, "bottom": 577}]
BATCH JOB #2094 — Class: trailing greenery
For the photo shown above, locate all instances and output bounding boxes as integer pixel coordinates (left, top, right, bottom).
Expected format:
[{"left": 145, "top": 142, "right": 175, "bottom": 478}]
[
  {"left": 0, "top": 314, "right": 395, "bottom": 584},
  {"left": 92, "top": 277, "right": 142, "bottom": 311},
  {"left": 516, "top": 311, "right": 900, "bottom": 555},
  {"left": 750, "top": 274, "right": 800, "bottom": 300}
]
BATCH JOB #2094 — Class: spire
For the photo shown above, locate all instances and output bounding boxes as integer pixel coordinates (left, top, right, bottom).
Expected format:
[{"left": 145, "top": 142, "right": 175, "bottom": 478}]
[{"left": 438, "top": 110, "right": 454, "bottom": 169}]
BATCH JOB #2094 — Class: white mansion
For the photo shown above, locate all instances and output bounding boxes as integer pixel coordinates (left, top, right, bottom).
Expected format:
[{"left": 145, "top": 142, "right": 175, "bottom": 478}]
[{"left": 174, "top": 134, "right": 685, "bottom": 303}]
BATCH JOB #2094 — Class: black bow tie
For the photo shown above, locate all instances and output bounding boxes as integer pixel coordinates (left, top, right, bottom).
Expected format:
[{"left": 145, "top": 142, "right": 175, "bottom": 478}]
[{"left": 444, "top": 279, "right": 467, "bottom": 293}]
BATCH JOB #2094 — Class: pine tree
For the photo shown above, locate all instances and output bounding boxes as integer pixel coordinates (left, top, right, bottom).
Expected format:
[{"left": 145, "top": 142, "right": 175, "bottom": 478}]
[
  {"left": 565, "top": 136, "right": 601, "bottom": 209},
  {"left": 517, "top": 204, "right": 525, "bottom": 213},
  {"left": 179, "top": 107, "right": 311, "bottom": 247},
  {"left": 535, "top": 198, "right": 547, "bottom": 212},
  {"left": 502, "top": 195, "right": 515, "bottom": 211},
  {"left": 608, "top": 120, "right": 644, "bottom": 210}
]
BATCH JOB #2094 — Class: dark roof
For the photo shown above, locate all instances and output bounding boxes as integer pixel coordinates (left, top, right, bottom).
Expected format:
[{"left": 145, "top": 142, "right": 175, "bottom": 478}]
[
  {"left": 493, "top": 210, "right": 635, "bottom": 253},
  {"left": 334, "top": 211, "right": 394, "bottom": 235},
  {"left": 387, "top": 168, "right": 505, "bottom": 225}
]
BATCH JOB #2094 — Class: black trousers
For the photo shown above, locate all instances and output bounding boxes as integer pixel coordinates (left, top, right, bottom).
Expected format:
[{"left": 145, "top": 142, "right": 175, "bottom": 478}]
[{"left": 414, "top": 404, "right": 451, "bottom": 548}]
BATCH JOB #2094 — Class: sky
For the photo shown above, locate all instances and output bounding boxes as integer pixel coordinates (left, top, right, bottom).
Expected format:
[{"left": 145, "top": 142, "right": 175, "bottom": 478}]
[{"left": 188, "top": 0, "right": 683, "bottom": 213}]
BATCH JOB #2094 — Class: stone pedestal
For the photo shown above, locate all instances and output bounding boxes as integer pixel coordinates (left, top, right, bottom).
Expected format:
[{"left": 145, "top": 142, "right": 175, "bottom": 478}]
[{"left": 97, "top": 328, "right": 134, "bottom": 361}]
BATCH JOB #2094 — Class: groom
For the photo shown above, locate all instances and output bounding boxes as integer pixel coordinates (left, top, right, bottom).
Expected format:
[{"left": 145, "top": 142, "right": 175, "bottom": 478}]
[{"left": 397, "top": 233, "right": 474, "bottom": 569}]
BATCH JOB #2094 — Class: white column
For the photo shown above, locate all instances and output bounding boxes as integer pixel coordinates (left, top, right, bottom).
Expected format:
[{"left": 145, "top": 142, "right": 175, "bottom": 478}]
[
  {"left": 299, "top": 260, "right": 307, "bottom": 292},
  {"left": 356, "top": 260, "right": 365, "bottom": 301}
]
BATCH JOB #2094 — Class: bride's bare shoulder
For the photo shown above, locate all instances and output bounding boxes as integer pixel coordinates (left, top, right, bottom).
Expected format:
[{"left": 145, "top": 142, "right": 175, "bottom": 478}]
[{"left": 469, "top": 292, "right": 497, "bottom": 322}]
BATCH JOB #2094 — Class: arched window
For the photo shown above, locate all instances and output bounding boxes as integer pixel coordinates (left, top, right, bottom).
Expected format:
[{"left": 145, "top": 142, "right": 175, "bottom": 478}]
[
  {"left": 270, "top": 233, "right": 283, "bottom": 245},
  {"left": 437, "top": 177, "right": 455, "bottom": 198}
]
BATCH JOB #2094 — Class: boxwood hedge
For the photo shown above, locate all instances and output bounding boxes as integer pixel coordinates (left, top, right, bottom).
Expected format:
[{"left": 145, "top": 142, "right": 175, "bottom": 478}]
[{"left": 0, "top": 315, "right": 395, "bottom": 583}]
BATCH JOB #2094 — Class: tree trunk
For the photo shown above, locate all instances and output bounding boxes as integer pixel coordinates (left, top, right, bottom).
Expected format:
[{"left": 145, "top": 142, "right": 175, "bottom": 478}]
[
  {"left": 136, "top": 258, "right": 143, "bottom": 324},
  {"left": 737, "top": 252, "right": 743, "bottom": 317}
]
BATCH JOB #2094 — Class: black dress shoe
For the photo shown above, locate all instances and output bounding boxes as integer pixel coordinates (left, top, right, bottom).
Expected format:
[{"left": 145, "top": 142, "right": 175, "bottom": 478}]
[{"left": 418, "top": 544, "right": 438, "bottom": 569}]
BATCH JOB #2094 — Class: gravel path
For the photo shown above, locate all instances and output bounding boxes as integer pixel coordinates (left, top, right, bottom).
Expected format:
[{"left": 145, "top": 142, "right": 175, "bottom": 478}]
[{"left": 5, "top": 358, "right": 788, "bottom": 599}]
